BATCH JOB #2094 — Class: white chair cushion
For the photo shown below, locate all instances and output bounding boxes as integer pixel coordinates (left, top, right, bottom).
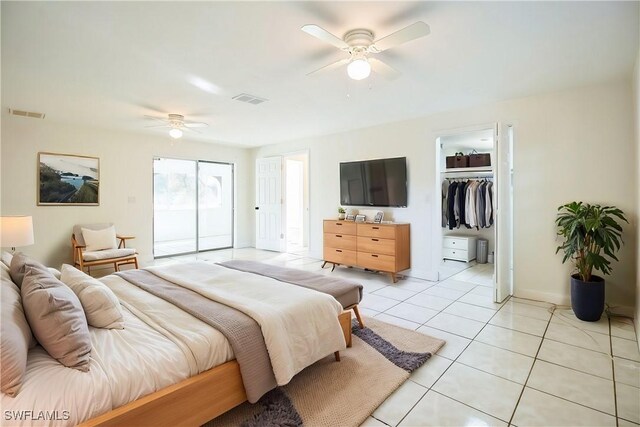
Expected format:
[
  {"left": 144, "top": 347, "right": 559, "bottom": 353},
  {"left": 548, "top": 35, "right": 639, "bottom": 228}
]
[
  {"left": 60, "top": 265, "right": 124, "bottom": 330},
  {"left": 82, "top": 248, "right": 136, "bottom": 261},
  {"left": 81, "top": 226, "right": 117, "bottom": 252}
]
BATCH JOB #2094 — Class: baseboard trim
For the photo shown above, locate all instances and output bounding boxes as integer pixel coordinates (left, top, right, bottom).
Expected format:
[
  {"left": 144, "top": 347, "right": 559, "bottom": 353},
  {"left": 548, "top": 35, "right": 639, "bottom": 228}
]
[
  {"left": 514, "top": 289, "right": 570, "bottom": 306},
  {"left": 404, "top": 268, "right": 438, "bottom": 282}
]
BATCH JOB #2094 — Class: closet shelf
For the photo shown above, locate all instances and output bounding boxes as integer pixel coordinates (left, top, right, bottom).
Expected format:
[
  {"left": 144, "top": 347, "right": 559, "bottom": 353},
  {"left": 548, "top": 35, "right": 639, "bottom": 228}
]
[{"left": 443, "top": 166, "right": 493, "bottom": 174}]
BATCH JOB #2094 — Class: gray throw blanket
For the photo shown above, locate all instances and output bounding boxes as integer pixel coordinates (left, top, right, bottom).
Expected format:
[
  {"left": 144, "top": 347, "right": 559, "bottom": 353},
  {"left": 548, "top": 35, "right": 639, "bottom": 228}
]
[
  {"left": 217, "top": 260, "right": 363, "bottom": 308},
  {"left": 115, "top": 269, "right": 277, "bottom": 403}
]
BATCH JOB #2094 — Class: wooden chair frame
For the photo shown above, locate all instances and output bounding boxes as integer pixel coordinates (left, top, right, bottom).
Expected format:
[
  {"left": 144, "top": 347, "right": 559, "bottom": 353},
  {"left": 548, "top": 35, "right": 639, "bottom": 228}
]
[
  {"left": 80, "top": 311, "right": 352, "bottom": 427},
  {"left": 72, "top": 234, "right": 139, "bottom": 274}
]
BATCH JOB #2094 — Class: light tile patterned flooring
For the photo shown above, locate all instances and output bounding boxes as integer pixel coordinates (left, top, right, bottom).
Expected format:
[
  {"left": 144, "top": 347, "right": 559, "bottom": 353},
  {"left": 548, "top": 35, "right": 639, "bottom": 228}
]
[{"left": 148, "top": 248, "right": 640, "bottom": 427}]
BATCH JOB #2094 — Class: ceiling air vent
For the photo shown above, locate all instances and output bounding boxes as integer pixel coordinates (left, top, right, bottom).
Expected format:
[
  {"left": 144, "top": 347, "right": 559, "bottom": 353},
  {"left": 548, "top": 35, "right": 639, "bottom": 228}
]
[
  {"left": 8, "top": 109, "right": 45, "bottom": 119},
  {"left": 232, "top": 93, "right": 268, "bottom": 105}
]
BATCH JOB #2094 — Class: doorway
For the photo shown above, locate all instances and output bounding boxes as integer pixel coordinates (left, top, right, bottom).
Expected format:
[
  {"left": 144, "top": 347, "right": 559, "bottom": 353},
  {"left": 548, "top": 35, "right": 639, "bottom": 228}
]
[
  {"left": 284, "top": 152, "right": 309, "bottom": 253},
  {"left": 434, "top": 124, "right": 514, "bottom": 303},
  {"left": 153, "top": 157, "right": 234, "bottom": 257},
  {"left": 254, "top": 152, "right": 309, "bottom": 253}
]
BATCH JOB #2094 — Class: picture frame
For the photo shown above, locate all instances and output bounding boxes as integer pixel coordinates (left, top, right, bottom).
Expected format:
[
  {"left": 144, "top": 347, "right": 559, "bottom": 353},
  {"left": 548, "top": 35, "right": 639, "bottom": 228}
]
[
  {"left": 355, "top": 214, "right": 366, "bottom": 223},
  {"left": 38, "top": 152, "right": 100, "bottom": 206},
  {"left": 373, "top": 212, "right": 384, "bottom": 224},
  {"left": 345, "top": 214, "right": 356, "bottom": 221}
]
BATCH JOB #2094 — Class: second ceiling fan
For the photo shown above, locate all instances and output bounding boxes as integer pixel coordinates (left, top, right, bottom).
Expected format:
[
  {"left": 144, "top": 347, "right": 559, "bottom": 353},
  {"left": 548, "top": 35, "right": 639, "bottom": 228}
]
[{"left": 302, "top": 21, "right": 430, "bottom": 81}]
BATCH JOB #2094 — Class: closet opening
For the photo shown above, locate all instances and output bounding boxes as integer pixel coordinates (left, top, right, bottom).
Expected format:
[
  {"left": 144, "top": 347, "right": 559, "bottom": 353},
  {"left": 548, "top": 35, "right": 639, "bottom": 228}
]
[
  {"left": 434, "top": 124, "right": 514, "bottom": 303},
  {"left": 283, "top": 152, "right": 309, "bottom": 254}
]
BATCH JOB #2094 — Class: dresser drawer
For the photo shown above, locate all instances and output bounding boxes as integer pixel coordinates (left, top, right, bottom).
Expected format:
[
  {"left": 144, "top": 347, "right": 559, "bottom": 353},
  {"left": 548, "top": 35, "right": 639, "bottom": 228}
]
[
  {"left": 443, "top": 237, "right": 471, "bottom": 250},
  {"left": 324, "top": 233, "right": 357, "bottom": 251},
  {"left": 324, "top": 220, "right": 357, "bottom": 235},
  {"left": 357, "top": 224, "right": 396, "bottom": 239},
  {"left": 357, "top": 252, "right": 396, "bottom": 272},
  {"left": 442, "top": 247, "right": 471, "bottom": 261},
  {"left": 357, "top": 236, "right": 396, "bottom": 256},
  {"left": 324, "top": 247, "right": 357, "bottom": 265}
]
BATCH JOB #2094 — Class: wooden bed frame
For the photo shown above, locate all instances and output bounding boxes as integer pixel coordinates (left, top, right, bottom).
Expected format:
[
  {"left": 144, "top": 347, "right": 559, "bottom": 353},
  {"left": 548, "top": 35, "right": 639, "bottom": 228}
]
[{"left": 80, "top": 311, "right": 352, "bottom": 427}]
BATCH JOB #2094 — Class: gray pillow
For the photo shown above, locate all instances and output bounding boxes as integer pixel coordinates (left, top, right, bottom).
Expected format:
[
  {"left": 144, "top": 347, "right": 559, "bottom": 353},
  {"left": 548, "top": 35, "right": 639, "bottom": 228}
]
[
  {"left": 21, "top": 267, "right": 92, "bottom": 371},
  {"left": 9, "top": 252, "right": 49, "bottom": 288},
  {"left": 0, "top": 276, "right": 34, "bottom": 396}
]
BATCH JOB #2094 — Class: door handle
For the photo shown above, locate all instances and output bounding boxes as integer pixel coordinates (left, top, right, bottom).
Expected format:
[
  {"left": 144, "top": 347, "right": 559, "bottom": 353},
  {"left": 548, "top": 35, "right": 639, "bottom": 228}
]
[{"left": 254, "top": 207, "right": 259, "bottom": 210}]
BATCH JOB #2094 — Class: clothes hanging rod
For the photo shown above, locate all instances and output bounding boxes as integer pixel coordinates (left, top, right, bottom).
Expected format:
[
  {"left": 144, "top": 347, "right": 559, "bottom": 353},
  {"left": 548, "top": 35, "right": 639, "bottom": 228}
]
[{"left": 445, "top": 176, "right": 494, "bottom": 180}]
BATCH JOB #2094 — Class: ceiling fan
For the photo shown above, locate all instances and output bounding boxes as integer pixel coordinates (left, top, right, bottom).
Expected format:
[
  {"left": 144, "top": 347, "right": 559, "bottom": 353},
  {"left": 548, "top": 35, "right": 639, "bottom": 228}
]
[
  {"left": 301, "top": 21, "right": 430, "bottom": 81},
  {"left": 144, "top": 113, "right": 208, "bottom": 139}
]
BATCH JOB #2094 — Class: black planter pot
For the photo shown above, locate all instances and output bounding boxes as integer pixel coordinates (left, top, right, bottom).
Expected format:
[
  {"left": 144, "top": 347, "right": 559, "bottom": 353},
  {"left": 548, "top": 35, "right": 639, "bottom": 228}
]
[{"left": 570, "top": 274, "right": 605, "bottom": 322}]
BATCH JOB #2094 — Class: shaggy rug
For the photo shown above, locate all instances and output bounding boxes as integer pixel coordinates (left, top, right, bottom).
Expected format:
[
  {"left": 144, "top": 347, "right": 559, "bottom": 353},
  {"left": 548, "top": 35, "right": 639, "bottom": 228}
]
[{"left": 204, "top": 317, "right": 445, "bottom": 427}]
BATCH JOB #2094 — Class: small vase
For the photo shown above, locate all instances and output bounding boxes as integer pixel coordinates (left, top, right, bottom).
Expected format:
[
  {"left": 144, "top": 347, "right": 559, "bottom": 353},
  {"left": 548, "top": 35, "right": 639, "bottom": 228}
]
[{"left": 338, "top": 213, "right": 346, "bottom": 220}]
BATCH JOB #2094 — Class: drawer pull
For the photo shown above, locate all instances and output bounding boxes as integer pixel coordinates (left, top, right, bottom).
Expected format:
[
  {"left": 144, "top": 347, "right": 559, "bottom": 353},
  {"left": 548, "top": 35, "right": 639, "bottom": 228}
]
[
  {"left": 335, "top": 223, "right": 342, "bottom": 226},
  {"left": 336, "top": 234, "right": 342, "bottom": 238},
  {"left": 371, "top": 254, "right": 378, "bottom": 258},
  {"left": 372, "top": 227, "right": 380, "bottom": 230},
  {"left": 372, "top": 238, "right": 379, "bottom": 242},
  {"left": 336, "top": 249, "right": 342, "bottom": 253}
]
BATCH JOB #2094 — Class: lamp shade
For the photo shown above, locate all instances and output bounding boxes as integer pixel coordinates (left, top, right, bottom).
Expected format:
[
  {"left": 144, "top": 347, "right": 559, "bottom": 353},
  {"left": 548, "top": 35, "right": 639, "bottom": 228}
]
[{"left": 0, "top": 216, "right": 34, "bottom": 248}]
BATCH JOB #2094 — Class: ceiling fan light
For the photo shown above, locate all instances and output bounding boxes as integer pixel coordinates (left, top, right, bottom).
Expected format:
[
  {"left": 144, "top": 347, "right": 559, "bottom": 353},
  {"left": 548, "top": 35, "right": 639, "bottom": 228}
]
[
  {"left": 169, "top": 128, "right": 183, "bottom": 139},
  {"left": 347, "top": 58, "right": 371, "bottom": 80}
]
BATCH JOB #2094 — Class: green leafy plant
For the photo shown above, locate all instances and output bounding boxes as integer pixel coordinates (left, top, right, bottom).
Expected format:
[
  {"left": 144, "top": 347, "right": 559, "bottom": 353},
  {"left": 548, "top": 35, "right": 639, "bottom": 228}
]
[
  {"left": 338, "top": 207, "right": 346, "bottom": 214},
  {"left": 555, "top": 202, "right": 627, "bottom": 282}
]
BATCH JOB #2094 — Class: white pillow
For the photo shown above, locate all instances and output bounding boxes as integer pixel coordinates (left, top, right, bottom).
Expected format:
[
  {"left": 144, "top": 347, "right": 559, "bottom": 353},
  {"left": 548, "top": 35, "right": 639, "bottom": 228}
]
[
  {"left": 2, "top": 251, "right": 13, "bottom": 268},
  {"left": 59, "top": 264, "right": 124, "bottom": 329},
  {"left": 82, "top": 226, "right": 117, "bottom": 252}
]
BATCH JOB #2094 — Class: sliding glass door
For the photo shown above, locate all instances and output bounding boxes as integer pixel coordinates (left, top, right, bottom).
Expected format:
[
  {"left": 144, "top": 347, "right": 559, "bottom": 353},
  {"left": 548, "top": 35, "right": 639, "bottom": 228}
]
[{"left": 153, "top": 158, "right": 234, "bottom": 257}]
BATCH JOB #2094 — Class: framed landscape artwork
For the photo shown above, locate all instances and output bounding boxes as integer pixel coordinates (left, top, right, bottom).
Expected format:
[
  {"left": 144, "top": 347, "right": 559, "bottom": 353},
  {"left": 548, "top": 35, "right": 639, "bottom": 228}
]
[{"left": 38, "top": 152, "right": 100, "bottom": 206}]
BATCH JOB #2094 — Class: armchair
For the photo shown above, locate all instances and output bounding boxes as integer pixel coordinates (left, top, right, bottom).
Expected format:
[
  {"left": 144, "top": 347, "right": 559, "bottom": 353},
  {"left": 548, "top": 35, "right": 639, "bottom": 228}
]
[{"left": 72, "top": 223, "right": 138, "bottom": 274}]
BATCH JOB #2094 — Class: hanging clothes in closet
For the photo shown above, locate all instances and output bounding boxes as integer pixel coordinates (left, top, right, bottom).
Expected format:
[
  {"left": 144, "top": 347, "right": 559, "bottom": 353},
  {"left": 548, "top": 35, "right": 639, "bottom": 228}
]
[{"left": 442, "top": 178, "right": 494, "bottom": 230}]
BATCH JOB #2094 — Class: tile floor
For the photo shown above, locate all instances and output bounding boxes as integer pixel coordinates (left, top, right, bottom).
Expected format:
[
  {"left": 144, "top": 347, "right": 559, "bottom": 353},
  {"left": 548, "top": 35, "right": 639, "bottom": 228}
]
[{"left": 148, "top": 248, "right": 640, "bottom": 427}]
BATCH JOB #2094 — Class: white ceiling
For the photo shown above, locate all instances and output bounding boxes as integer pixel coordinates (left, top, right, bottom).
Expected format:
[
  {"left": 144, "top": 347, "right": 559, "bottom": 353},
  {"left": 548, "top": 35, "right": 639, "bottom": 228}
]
[{"left": 2, "top": 1, "right": 638, "bottom": 147}]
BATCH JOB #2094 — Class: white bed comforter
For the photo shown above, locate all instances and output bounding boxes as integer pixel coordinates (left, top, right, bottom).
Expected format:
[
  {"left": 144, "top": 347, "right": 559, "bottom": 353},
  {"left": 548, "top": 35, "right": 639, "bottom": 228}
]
[{"left": 148, "top": 261, "right": 347, "bottom": 385}]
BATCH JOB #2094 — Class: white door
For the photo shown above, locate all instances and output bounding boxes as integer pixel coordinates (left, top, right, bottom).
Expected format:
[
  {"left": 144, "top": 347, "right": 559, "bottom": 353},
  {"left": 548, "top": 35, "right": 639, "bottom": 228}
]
[
  {"left": 495, "top": 123, "right": 514, "bottom": 302},
  {"left": 255, "top": 157, "right": 284, "bottom": 251}
]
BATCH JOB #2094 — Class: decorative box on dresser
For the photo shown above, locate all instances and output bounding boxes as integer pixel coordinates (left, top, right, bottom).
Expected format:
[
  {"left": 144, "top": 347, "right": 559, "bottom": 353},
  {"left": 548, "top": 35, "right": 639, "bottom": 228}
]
[
  {"left": 323, "top": 220, "right": 410, "bottom": 283},
  {"left": 442, "top": 235, "right": 477, "bottom": 262}
]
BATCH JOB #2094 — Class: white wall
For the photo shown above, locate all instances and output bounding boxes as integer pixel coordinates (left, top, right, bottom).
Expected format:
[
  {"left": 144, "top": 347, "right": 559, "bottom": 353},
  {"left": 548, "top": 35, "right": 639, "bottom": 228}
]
[
  {"left": 0, "top": 117, "right": 253, "bottom": 267},
  {"left": 252, "top": 80, "right": 637, "bottom": 308}
]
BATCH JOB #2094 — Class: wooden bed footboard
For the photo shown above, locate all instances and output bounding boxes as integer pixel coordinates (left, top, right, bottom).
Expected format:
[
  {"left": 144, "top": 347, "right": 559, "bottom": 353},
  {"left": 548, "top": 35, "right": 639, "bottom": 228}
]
[{"left": 81, "top": 311, "right": 352, "bottom": 427}]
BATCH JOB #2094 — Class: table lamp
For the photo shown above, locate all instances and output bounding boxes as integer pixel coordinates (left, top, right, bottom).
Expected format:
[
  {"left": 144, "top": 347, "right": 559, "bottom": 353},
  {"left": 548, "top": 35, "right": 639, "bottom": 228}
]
[{"left": 1, "top": 216, "right": 34, "bottom": 252}]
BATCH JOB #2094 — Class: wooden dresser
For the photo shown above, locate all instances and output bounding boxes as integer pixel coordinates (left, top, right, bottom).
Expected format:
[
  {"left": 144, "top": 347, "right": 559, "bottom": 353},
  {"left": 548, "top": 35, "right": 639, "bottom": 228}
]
[{"left": 323, "top": 220, "right": 410, "bottom": 283}]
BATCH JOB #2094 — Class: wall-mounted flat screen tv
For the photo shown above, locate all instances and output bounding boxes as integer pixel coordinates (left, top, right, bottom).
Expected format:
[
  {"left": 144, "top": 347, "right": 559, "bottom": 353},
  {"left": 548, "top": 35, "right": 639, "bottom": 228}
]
[{"left": 340, "top": 157, "right": 407, "bottom": 207}]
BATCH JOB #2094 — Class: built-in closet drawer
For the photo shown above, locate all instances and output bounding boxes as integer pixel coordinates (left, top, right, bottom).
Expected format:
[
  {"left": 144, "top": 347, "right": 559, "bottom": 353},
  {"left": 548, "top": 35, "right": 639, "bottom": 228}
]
[
  {"left": 323, "top": 247, "right": 357, "bottom": 266},
  {"left": 356, "top": 236, "right": 395, "bottom": 256},
  {"left": 324, "top": 220, "right": 357, "bottom": 235},
  {"left": 442, "top": 247, "right": 470, "bottom": 262},
  {"left": 443, "top": 236, "right": 471, "bottom": 250},
  {"left": 357, "top": 252, "right": 396, "bottom": 272},
  {"left": 442, "top": 235, "right": 477, "bottom": 262},
  {"left": 324, "top": 233, "right": 357, "bottom": 251}
]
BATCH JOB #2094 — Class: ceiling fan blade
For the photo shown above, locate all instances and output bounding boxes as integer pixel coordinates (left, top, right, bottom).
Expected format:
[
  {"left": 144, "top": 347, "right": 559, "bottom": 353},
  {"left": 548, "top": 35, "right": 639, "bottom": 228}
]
[
  {"left": 307, "top": 57, "right": 350, "bottom": 76},
  {"left": 144, "top": 115, "right": 169, "bottom": 123},
  {"left": 183, "top": 127, "right": 202, "bottom": 134},
  {"left": 301, "top": 24, "right": 349, "bottom": 50},
  {"left": 369, "top": 58, "right": 401, "bottom": 80},
  {"left": 370, "top": 21, "right": 430, "bottom": 52},
  {"left": 145, "top": 124, "right": 170, "bottom": 128},
  {"left": 184, "top": 121, "right": 208, "bottom": 128}
]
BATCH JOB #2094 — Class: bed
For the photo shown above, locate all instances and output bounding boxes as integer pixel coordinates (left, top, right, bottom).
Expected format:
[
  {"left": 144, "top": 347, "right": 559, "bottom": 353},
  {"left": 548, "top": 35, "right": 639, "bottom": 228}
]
[{"left": 1, "top": 259, "right": 356, "bottom": 427}]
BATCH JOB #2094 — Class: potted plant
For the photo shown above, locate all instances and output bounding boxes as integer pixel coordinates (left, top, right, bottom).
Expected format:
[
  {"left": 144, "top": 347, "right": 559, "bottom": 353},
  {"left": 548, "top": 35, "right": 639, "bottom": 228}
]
[
  {"left": 555, "top": 202, "right": 627, "bottom": 321},
  {"left": 338, "top": 207, "right": 346, "bottom": 220}
]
